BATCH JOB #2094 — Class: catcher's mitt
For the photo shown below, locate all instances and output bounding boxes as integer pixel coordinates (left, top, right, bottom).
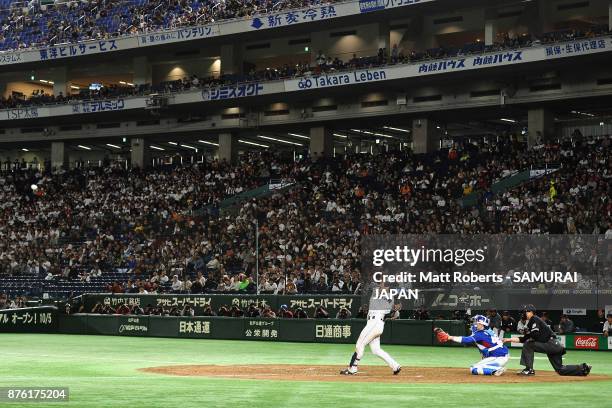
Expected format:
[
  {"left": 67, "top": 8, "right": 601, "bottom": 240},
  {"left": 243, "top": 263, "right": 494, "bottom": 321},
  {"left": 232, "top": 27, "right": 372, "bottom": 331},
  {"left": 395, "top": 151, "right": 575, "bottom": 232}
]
[{"left": 433, "top": 327, "right": 450, "bottom": 343}]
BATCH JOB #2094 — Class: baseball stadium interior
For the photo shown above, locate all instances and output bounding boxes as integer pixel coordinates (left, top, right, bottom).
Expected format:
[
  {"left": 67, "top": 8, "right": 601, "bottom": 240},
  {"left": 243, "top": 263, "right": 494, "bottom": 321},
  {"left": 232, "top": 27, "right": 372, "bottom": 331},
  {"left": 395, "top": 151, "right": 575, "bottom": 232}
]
[{"left": 0, "top": 0, "right": 611, "bottom": 406}]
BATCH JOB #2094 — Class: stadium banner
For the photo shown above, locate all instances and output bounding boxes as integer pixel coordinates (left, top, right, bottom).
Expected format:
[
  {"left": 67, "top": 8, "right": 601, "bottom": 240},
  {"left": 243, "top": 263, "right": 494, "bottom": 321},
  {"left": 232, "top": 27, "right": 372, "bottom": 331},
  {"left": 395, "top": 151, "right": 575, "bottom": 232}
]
[
  {"left": 118, "top": 315, "right": 149, "bottom": 336},
  {"left": 0, "top": 306, "right": 58, "bottom": 333},
  {"left": 284, "top": 37, "right": 612, "bottom": 92},
  {"left": 58, "top": 314, "right": 465, "bottom": 345},
  {"left": 177, "top": 316, "right": 244, "bottom": 339},
  {"left": 245, "top": 0, "right": 434, "bottom": 31},
  {"left": 0, "top": 0, "right": 436, "bottom": 66},
  {"left": 2, "top": 106, "right": 43, "bottom": 120},
  {"left": 81, "top": 294, "right": 362, "bottom": 316},
  {"left": 201, "top": 83, "right": 266, "bottom": 102},
  {"left": 503, "top": 333, "right": 610, "bottom": 351},
  {"left": 563, "top": 308, "right": 587, "bottom": 316},
  {"left": 556, "top": 335, "right": 566, "bottom": 349},
  {"left": 171, "top": 82, "right": 283, "bottom": 104},
  {"left": 0, "top": 97, "right": 147, "bottom": 121}
]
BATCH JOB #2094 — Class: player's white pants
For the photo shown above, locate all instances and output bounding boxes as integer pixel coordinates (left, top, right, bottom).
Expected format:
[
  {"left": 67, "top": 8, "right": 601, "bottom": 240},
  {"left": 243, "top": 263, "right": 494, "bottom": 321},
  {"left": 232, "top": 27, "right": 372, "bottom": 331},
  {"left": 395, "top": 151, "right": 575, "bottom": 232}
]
[
  {"left": 470, "top": 356, "right": 509, "bottom": 375},
  {"left": 350, "top": 318, "right": 400, "bottom": 372}
]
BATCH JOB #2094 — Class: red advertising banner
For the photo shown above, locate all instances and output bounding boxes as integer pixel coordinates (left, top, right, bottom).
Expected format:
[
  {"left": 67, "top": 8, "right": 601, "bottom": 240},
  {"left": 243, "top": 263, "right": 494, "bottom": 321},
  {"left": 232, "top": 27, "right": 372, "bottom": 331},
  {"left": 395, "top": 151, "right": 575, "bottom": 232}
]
[{"left": 574, "top": 335, "right": 599, "bottom": 350}]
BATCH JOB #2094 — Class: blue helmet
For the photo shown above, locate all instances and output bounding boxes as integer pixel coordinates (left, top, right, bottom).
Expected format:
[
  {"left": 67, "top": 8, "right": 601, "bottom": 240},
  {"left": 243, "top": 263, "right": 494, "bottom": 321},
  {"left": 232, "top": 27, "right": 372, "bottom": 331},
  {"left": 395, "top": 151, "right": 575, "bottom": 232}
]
[{"left": 472, "top": 314, "right": 490, "bottom": 330}]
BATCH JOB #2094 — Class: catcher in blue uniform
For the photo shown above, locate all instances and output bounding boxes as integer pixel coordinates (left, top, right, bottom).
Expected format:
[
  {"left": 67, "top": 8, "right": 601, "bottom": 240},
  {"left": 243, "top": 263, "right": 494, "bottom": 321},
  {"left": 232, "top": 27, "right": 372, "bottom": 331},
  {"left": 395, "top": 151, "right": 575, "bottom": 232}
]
[{"left": 434, "top": 315, "right": 509, "bottom": 376}]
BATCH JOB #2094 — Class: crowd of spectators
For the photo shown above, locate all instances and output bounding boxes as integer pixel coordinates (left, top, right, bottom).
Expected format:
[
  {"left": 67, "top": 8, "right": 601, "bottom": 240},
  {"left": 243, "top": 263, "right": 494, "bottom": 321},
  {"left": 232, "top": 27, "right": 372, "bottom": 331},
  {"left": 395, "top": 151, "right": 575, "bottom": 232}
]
[
  {"left": 0, "top": 292, "right": 27, "bottom": 308},
  {"left": 1, "top": 25, "right": 610, "bottom": 110},
  {"left": 0, "top": 0, "right": 338, "bottom": 51},
  {"left": 0, "top": 133, "right": 610, "bottom": 301},
  {"left": 0, "top": 83, "right": 145, "bottom": 109},
  {"left": 0, "top": 0, "right": 608, "bottom": 53},
  {"left": 0, "top": 151, "right": 289, "bottom": 281},
  {"left": 485, "top": 308, "right": 612, "bottom": 337}
]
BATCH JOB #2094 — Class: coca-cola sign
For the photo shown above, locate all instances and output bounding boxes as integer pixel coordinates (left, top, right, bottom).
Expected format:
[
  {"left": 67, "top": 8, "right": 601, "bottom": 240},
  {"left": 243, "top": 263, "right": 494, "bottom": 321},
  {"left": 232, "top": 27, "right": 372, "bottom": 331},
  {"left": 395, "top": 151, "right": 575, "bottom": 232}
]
[{"left": 574, "top": 336, "right": 599, "bottom": 350}]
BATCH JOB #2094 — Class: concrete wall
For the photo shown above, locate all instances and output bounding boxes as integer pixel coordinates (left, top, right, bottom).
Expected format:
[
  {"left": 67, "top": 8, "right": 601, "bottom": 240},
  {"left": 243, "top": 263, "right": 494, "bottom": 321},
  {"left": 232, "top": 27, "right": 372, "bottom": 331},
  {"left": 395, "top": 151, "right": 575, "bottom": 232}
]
[
  {"left": 547, "top": 0, "right": 608, "bottom": 28},
  {"left": 152, "top": 58, "right": 220, "bottom": 83},
  {"left": 243, "top": 22, "right": 382, "bottom": 67}
]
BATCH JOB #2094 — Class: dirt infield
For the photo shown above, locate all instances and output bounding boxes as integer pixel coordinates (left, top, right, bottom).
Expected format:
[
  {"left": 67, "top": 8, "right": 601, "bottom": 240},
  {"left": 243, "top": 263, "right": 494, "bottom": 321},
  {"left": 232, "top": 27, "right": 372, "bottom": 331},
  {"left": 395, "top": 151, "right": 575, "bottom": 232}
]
[{"left": 140, "top": 364, "right": 611, "bottom": 384}]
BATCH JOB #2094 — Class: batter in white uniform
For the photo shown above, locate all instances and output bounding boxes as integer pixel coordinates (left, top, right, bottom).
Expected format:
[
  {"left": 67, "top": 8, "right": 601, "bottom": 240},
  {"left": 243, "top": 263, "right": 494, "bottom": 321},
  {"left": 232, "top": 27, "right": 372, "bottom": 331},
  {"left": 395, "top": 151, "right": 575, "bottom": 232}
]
[{"left": 340, "top": 292, "right": 401, "bottom": 375}]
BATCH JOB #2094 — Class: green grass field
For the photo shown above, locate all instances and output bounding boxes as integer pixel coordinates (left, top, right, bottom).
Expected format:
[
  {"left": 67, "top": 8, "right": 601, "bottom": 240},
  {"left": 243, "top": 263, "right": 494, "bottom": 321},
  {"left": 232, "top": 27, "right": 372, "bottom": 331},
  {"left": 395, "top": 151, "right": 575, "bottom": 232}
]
[{"left": 1, "top": 334, "right": 611, "bottom": 408}]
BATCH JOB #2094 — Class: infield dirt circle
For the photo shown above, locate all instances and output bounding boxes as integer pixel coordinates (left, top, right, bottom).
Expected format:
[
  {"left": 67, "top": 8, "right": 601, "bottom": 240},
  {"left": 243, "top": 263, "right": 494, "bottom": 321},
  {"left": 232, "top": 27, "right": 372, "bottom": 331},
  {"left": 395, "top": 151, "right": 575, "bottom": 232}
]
[{"left": 140, "top": 365, "right": 611, "bottom": 383}]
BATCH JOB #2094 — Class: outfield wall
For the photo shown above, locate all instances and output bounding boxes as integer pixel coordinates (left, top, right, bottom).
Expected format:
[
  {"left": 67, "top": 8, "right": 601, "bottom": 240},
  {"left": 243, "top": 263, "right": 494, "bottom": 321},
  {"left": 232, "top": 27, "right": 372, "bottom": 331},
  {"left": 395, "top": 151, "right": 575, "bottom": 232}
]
[
  {"left": 0, "top": 306, "right": 58, "bottom": 333},
  {"left": 3, "top": 306, "right": 611, "bottom": 350},
  {"left": 57, "top": 314, "right": 465, "bottom": 345}
]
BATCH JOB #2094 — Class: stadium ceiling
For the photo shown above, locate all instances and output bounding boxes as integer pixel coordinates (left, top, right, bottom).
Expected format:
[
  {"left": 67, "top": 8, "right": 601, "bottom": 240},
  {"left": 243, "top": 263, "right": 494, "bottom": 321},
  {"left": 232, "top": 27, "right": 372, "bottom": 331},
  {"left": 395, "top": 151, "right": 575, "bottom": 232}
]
[{"left": 2, "top": 106, "right": 609, "bottom": 155}]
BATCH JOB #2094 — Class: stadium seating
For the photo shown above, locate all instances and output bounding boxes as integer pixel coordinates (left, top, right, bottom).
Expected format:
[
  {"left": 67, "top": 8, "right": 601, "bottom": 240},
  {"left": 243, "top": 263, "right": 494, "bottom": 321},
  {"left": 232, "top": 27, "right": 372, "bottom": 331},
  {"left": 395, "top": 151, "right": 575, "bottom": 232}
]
[
  {"left": 1, "top": 24, "right": 609, "bottom": 111},
  {"left": 0, "top": 0, "right": 332, "bottom": 51},
  {"left": 1, "top": 136, "right": 609, "bottom": 300}
]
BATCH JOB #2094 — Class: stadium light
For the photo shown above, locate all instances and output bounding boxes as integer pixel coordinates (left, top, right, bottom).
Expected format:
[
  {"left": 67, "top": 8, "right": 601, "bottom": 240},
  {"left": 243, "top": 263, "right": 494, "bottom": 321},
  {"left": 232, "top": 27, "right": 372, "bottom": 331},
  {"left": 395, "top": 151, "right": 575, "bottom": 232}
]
[
  {"left": 198, "top": 140, "right": 220, "bottom": 146},
  {"left": 106, "top": 144, "right": 121, "bottom": 149},
  {"left": 168, "top": 142, "right": 178, "bottom": 145},
  {"left": 21, "top": 148, "right": 29, "bottom": 152},
  {"left": 239, "top": 139, "right": 269, "bottom": 148},
  {"left": 150, "top": 145, "right": 165, "bottom": 151},
  {"left": 257, "top": 135, "right": 303, "bottom": 146},
  {"left": 571, "top": 110, "right": 595, "bottom": 117},
  {"left": 500, "top": 118, "right": 517, "bottom": 123},
  {"left": 181, "top": 144, "right": 198, "bottom": 151},
  {"left": 382, "top": 126, "right": 411, "bottom": 133},
  {"left": 333, "top": 133, "right": 348, "bottom": 138},
  {"left": 70, "top": 85, "right": 80, "bottom": 90},
  {"left": 77, "top": 145, "right": 91, "bottom": 150},
  {"left": 287, "top": 133, "right": 310, "bottom": 139},
  {"left": 350, "top": 129, "right": 393, "bottom": 138}
]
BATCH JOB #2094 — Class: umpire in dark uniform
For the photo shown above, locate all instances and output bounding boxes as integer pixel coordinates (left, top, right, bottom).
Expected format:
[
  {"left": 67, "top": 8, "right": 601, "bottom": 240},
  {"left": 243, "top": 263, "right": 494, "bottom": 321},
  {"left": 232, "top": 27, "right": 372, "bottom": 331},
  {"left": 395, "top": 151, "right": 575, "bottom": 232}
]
[{"left": 503, "top": 305, "right": 591, "bottom": 376}]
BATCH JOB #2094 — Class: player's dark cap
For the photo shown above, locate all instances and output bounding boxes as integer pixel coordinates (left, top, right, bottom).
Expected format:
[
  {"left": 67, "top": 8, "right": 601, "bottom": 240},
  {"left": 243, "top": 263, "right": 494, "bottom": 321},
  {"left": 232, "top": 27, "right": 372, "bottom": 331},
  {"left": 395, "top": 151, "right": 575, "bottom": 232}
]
[
  {"left": 502, "top": 310, "right": 509, "bottom": 315},
  {"left": 607, "top": 313, "right": 612, "bottom": 318},
  {"left": 523, "top": 304, "right": 536, "bottom": 313}
]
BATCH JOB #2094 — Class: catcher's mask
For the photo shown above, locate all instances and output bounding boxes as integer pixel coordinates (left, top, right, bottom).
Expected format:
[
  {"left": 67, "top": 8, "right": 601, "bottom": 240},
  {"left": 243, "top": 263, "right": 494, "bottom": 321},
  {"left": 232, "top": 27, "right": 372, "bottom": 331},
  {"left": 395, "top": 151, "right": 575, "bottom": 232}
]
[{"left": 472, "top": 314, "right": 490, "bottom": 329}]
